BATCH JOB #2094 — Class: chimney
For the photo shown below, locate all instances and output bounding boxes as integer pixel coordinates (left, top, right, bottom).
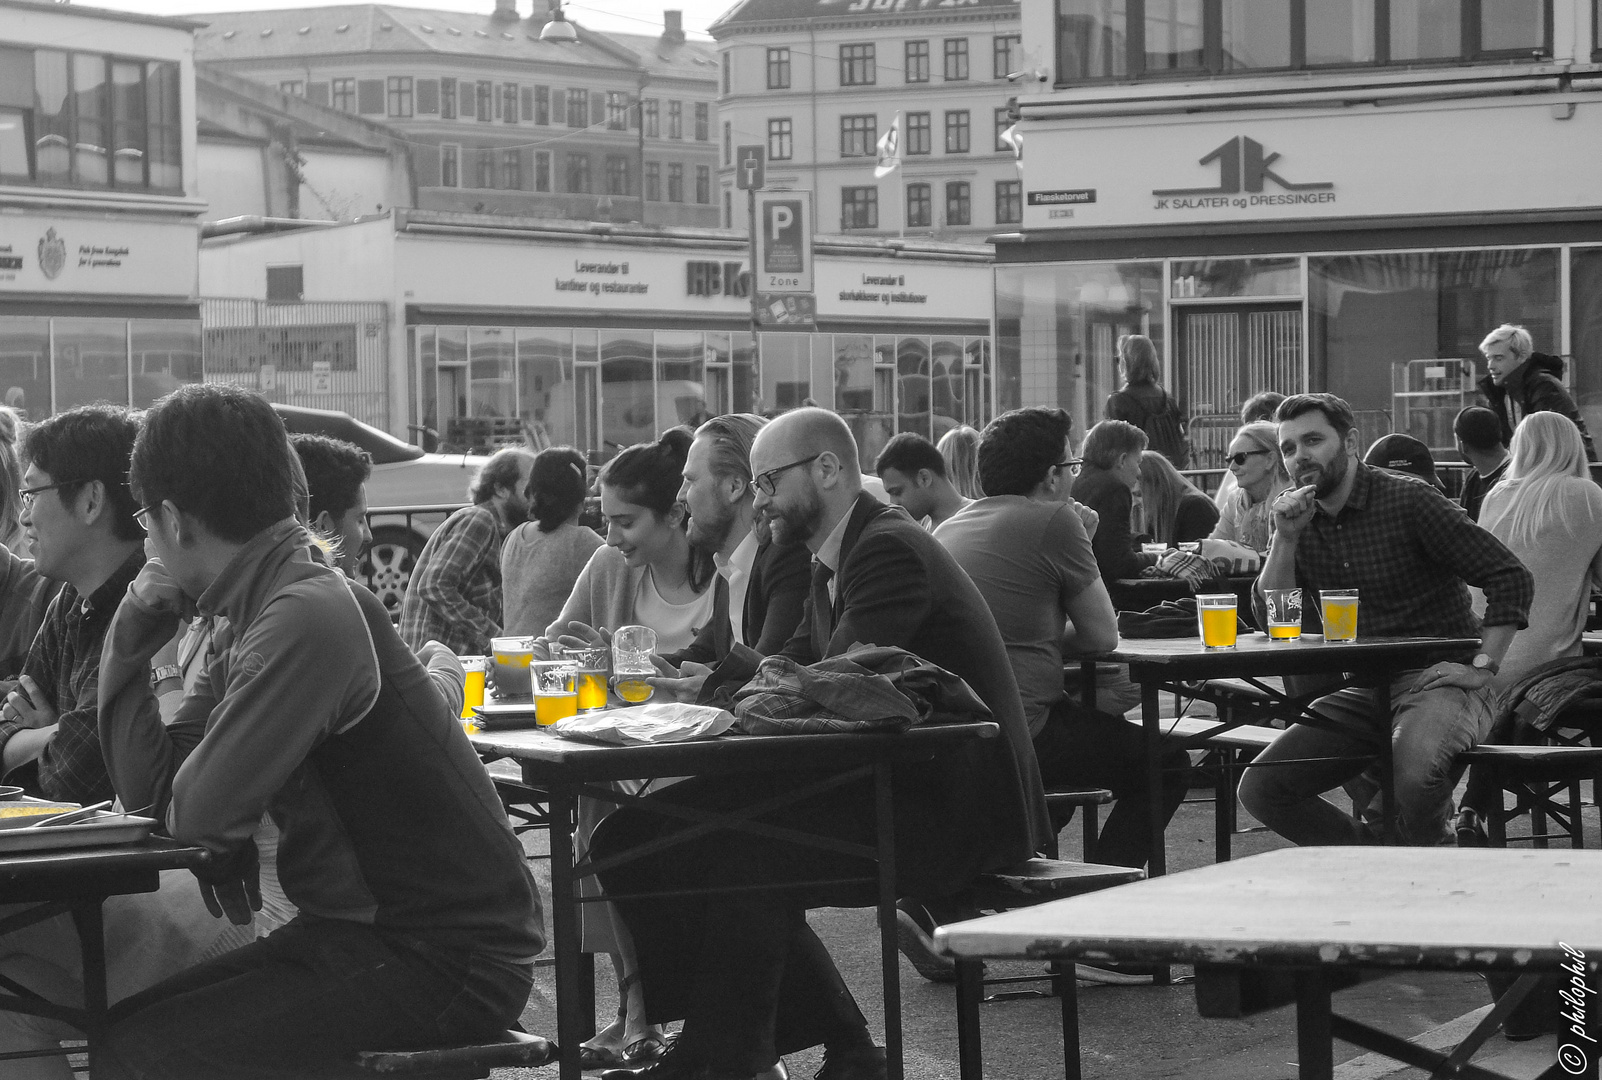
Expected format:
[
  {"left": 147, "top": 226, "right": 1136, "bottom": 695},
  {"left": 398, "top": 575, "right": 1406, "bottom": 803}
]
[
  {"left": 662, "top": 10, "right": 685, "bottom": 42},
  {"left": 527, "top": 0, "right": 552, "bottom": 26},
  {"left": 492, "top": 0, "right": 518, "bottom": 22}
]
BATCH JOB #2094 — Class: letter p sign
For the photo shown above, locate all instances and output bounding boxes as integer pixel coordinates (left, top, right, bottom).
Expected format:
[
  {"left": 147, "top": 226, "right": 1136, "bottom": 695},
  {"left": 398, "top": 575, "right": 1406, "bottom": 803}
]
[
  {"left": 768, "top": 205, "right": 794, "bottom": 241},
  {"left": 762, "top": 199, "right": 804, "bottom": 274}
]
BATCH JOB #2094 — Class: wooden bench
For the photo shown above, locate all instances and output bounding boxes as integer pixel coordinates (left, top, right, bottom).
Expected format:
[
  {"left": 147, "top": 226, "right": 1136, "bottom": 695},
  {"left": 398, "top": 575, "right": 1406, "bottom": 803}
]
[
  {"left": 485, "top": 757, "right": 551, "bottom": 842},
  {"left": 1042, "top": 787, "right": 1113, "bottom": 862},
  {"left": 355, "top": 1030, "right": 557, "bottom": 1078},
  {"left": 951, "top": 859, "right": 1146, "bottom": 1080},
  {"left": 1457, "top": 743, "right": 1602, "bottom": 848}
]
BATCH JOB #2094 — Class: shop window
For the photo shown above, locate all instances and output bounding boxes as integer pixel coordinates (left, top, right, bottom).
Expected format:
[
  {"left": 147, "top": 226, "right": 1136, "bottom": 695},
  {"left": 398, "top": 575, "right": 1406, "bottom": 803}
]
[
  {"left": 840, "top": 43, "right": 876, "bottom": 86},
  {"left": 131, "top": 319, "right": 202, "bottom": 408},
  {"left": 906, "top": 112, "right": 931, "bottom": 155},
  {"left": 944, "top": 39, "right": 969, "bottom": 80},
  {"left": 387, "top": 76, "right": 413, "bottom": 118},
  {"left": 906, "top": 41, "right": 930, "bottom": 83},
  {"left": 516, "top": 328, "right": 576, "bottom": 448},
  {"left": 842, "top": 186, "right": 878, "bottom": 229},
  {"left": 995, "top": 180, "right": 1022, "bottom": 224},
  {"left": 945, "top": 181, "right": 970, "bottom": 225},
  {"left": 907, "top": 182, "right": 932, "bottom": 227},
  {"left": 55, "top": 318, "right": 129, "bottom": 410},
  {"left": 470, "top": 328, "right": 515, "bottom": 420},
  {"left": 841, "top": 114, "right": 876, "bottom": 157},
  {"left": 944, "top": 110, "right": 969, "bottom": 154},
  {"left": 659, "top": 330, "right": 710, "bottom": 428},
  {"left": 0, "top": 317, "right": 50, "bottom": 421},
  {"left": 1171, "top": 257, "right": 1300, "bottom": 298},
  {"left": 333, "top": 77, "right": 358, "bottom": 113},
  {"left": 760, "top": 333, "right": 811, "bottom": 412},
  {"left": 767, "top": 47, "right": 791, "bottom": 89},
  {"left": 267, "top": 265, "right": 304, "bottom": 302},
  {"left": 601, "top": 330, "right": 656, "bottom": 452},
  {"left": 768, "top": 118, "right": 792, "bottom": 160}
]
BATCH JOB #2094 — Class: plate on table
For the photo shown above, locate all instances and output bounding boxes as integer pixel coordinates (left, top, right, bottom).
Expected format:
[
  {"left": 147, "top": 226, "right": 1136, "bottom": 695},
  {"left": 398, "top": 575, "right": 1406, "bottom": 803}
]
[
  {"left": 472, "top": 702, "right": 547, "bottom": 731},
  {"left": 0, "top": 802, "right": 157, "bottom": 853}
]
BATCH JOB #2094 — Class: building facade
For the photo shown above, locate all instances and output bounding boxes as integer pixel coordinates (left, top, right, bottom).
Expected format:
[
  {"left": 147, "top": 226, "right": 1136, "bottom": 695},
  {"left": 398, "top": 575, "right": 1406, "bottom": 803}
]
[
  {"left": 192, "top": 2, "right": 720, "bottom": 227},
  {"left": 198, "top": 209, "right": 995, "bottom": 464},
  {"left": 713, "top": 0, "right": 1026, "bottom": 242},
  {"left": 0, "top": 0, "right": 203, "bottom": 421},
  {"left": 1006, "top": 0, "right": 1602, "bottom": 467}
]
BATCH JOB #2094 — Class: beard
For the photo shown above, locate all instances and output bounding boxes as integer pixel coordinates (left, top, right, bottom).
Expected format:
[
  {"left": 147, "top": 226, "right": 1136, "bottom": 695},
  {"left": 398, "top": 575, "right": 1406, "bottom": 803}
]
[
  {"left": 1296, "top": 450, "right": 1349, "bottom": 500},
  {"left": 686, "top": 503, "right": 737, "bottom": 553},
  {"left": 767, "top": 486, "right": 824, "bottom": 547}
]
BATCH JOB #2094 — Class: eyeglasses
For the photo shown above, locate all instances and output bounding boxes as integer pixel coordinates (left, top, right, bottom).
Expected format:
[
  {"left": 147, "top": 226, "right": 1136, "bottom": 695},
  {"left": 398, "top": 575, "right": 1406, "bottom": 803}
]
[
  {"left": 1226, "top": 450, "right": 1272, "bottom": 467},
  {"left": 749, "top": 454, "right": 822, "bottom": 497},
  {"left": 18, "top": 480, "right": 86, "bottom": 509},
  {"left": 1055, "top": 458, "right": 1082, "bottom": 476},
  {"left": 133, "top": 504, "right": 160, "bottom": 533}
]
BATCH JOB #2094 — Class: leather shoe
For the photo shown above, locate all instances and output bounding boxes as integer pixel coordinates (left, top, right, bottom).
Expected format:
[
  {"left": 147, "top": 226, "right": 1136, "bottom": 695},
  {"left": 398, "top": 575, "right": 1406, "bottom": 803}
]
[
  {"left": 1454, "top": 807, "right": 1489, "bottom": 848},
  {"left": 813, "top": 1044, "right": 887, "bottom": 1080},
  {"left": 599, "top": 1043, "right": 784, "bottom": 1080}
]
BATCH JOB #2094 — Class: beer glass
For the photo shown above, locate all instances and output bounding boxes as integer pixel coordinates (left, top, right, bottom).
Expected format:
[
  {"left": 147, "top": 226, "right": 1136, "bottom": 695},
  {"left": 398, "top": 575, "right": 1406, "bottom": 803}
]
[
  {"left": 531, "top": 660, "right": 579, "bottom": 726},
  {"left": 559, "top": 645, "right": 610, "bottom": 712},
  {"left": 459, "top": 655, "right": 486, "bottom": 720},
  {"left": 610, "top": 625, "right": 657, "bottom": 704},
  {"left": 491, "top": 636, "right": 536, "bottom": 696},
  {"left": 1196, "top": 594, "right": 1238, "bottom": 650},
  {"left": 1264, "top": 588, "right": 1303, "bottom": 641},
  {"left": 1319, "top": 589, "right": 1360, "bottom": 643}
]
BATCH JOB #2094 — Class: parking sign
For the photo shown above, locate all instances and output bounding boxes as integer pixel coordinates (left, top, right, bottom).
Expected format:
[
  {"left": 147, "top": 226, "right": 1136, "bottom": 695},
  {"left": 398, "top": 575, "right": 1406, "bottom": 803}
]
[{"left": 754, "top": 190, "right": 812, "bottom": 293}]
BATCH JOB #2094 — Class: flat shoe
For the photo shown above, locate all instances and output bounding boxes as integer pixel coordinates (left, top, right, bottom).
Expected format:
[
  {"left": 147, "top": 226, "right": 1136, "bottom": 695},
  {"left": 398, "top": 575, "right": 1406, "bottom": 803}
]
[
  {"left": 894, "top": 902, "right": 956, "bottom": 983},
  {"left": 623, "top": 1031, "right": 672, "bottom": 1066},
  {"left": 579, "top": 1042, "right": 628, "bottom": 1070}
]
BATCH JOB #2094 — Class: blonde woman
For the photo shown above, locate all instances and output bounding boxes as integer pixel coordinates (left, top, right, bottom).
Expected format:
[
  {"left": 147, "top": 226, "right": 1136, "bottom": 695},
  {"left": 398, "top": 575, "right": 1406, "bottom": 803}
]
[
  {"left": 1207, "top": 421, "right": 1291, "bottom": 555},
  {"left": 936, "top": 424, "right": 983, "bottom": 499},
  {"left": 1136, "top": 449, "right": 1217, "bottom": 545}
]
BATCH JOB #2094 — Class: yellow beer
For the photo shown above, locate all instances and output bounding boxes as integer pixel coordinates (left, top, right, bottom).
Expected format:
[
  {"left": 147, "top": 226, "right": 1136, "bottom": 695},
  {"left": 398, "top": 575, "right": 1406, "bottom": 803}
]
[
  {"left": 575, "top": 672, "right": 609, "bottom": 710},
  {"left": 460, "top": 656, "right": 486, "bottom": 719},
  {"left": 614, "top": 677, "right": 654, "bottom": 704},
  {"left": 1267, "top": 622, "right": 1302, "bottom": 640},
  {"left": 1200, "top": 606, "right": 1238, "bottom": 649},
  {"left": 534, "top": 690, "right": 579, "bottom": 725},
  {"left": 1320, "top": 590, "right": 1359, "bottom": 642}
]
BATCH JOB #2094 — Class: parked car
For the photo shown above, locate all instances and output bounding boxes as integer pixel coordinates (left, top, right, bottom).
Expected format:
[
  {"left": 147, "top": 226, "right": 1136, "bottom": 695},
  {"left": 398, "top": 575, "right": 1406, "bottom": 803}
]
[{"left": 273, "top": 404, "right": 487, "bottom": 614}]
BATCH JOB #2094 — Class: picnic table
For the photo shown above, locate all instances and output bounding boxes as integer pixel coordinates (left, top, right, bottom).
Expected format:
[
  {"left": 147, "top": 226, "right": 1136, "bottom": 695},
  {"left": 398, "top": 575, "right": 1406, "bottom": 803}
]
[
  {"left": 935, "top": 846, "right": 1602, "bottom": 1080},
  {"left": 470, "top": 720, "right": 1001, "bottom": 1080}
]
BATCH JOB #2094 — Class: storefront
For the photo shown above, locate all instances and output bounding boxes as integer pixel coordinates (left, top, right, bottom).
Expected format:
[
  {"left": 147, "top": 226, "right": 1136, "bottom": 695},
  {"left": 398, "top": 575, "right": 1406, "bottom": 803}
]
[
  {"left": 200, "top": 209, "right": 996, "bottom": 463},
  {"left": 999, "top": 53, "right": 1602, "bottom": 466}
]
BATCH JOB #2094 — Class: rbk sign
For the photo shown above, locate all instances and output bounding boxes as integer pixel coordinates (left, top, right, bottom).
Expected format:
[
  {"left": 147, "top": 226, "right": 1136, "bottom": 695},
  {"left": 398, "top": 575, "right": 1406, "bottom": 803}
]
[{"left": 1153, "top": 136, "right": 1335, "bottom": 210}]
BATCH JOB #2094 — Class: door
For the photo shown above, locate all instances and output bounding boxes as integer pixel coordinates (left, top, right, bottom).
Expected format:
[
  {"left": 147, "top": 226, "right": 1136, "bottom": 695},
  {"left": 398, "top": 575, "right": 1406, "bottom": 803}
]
[{"left": 1177, "top": 303, "right": 1302, "bottom": 469}]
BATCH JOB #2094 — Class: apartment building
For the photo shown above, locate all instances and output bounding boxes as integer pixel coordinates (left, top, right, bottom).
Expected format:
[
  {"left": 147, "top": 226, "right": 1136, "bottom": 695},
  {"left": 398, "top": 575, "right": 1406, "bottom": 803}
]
[
  {"left": 712, "top": 0, "right": 1024, "bottom": 241},
  {"left": 1005, "top": 0, "right": 1602, "bottom": 467},
  {"left": 192, "top": 1, "right": 720, "bottom": 226}
]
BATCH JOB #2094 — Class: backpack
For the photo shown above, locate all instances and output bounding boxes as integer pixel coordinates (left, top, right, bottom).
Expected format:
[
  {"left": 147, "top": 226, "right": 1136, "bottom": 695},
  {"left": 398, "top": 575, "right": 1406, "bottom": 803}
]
[{"left": 1113, "top": 389, "right": 1190, "bottom": 469}]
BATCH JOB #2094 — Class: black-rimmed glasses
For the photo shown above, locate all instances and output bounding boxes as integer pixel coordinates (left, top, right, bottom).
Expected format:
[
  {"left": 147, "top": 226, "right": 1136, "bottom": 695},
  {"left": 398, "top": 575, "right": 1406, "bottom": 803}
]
[
  {"left": 18, "top": 480, "right": 86, "bottom": 509},
  {"left": 1055, "top": 458, "right": 1082, "bottom": 476},
  {"left": 749, "top": 454, "right": 822, "bottom": 497},
  {"left": 1226, "top": 450, "right": 1272, "bottom": 467}
]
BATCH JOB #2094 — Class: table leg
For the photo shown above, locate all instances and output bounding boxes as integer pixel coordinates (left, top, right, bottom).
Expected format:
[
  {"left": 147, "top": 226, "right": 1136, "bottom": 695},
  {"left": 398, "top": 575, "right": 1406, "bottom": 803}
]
[
  {"left": 1374, "top": 679, "right": 1395, "bottom": 845},
  {"left": 954, "top": 959, "right": 982, "bottom": 1080},
  {"left": 1080, "top": 660, "right": 1098, "bottom": 713},
  {"left": 1059, "top": 962, "right": 1081, "bottom": 1080},
  {"left": 1143, "top": 679, "right": 1165, "bottom": 878},
  {"left": 547, "top": 782, "right": 585, "bottom": 1080},
  {"left": 1294, "top": 970, "right": 1334, "bottom": 1080},
  {"left": 875, "top": 762, "right": 903, "bottom": 1080},
  {"left": 68, "top": 900, "right": 107, "bottom": 1071}
]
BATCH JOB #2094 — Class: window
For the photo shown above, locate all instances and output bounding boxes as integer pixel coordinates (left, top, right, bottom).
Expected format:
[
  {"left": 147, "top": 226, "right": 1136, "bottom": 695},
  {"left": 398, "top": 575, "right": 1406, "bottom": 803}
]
[
  {"left": 722, "top": 57, "right": 731, "bottom": 95},
  {"left": 387, "top": 76, "right": 413, "bottom": 117},
  {"left": 643, "top": 99, "right": 659, "bottom": 137},
  {"left": 476, "top": 81, "right": 492, "bottom": 121},
  {"left": 416, "top": 79, "right": 439, "bottom": 114},
  {"left": 768, "top": 117, "right": 793, "bottom": 160},
  {"left": 944, "top": 39, "right": 969, "bottom": 79},
  {"left": 946, "top": 181, "right": 970, "bottom": 225},
  {"left": 668, "top": 100, "right": 683, "bottom": 138},
  {"left": 1058, "top": 0, "right": 1548, "bottom": 81},
  {"left": 280, "top": 80, "right": 304, "bottom": 96},
  {"left": 266, "top": 265, "right": 303, "bottom": 303},
  {"left": 502, "top": 149, "right": 521, "bottom": 189},
  {"left": 521, "top": 86, "right": 533, "bottom": 122},
  {"left": 696, "top": 165, "right": 711, "bottom": 204},
  {"left": 767, "top": 47, "right": 791, "bottom": 89},
  {"left": 534, "top": 150, "right": 551, "bottom": 191},
  {"left": 695, "top": 102, "right": 709, "bottom": 141},
  {"left": 723, "top": 120, "right": 732, "bottom": 164},
  {"left": 606, "top": 91, "right": 630, "bottom": 130},
  {"left": 567, "top": 88, "right": 587, "bottom": 127},
  {"left": 994, "top": 107, "right": 1013, "bottom": 151},
  {"left": 840, "top": 43, "right": 876, "bottom": 85},
  {"left": 440, "top": 143, "right": 459, "bottom": 186},
  {"left": 667, "top": 162, "right": 684, "bottom": 202},
  {"left": 357, "top": 79, "right": 384, "bottom": 114},
  {"left": 605, "top": 154, "right": 630, "bottom": 195},
  {"left": 945, "top": 110, "right": 969, "bottom": 153},
  {"left": 995, "top": 179, "right": 1022, "bottom": 223},
  {"left": 724, "top": 189, "right": 732, "bottom": 227},
  {"left": 840, "top": 114, "right": 876, "bottom": 157},
  {"left": 476, "top": 149, "right": 495, "bottom": 188},
  {"left": 906, "top": 112, "right": 931, "bottom": 155},
  {"left": 907, "top": 182, "right": 931, "bottom": 227},
  {"left": 2, "top": 49, "right": 184, "bottom": 192},
  {"left": 842, "top": 186, "right": 878, "bottom": 229},
  {"left": 534, "top": 85, "right": 549, "bottom": 124},
  {"left": 566, "top": 153, "right": 591, "bottom": 193},
  {"left": 551, "top": 86, "right": 566, "bottom": 124},
  {"left": 905, "top": 40, "right": 930, "bottom": 82},
  {"left": 645, "top": 161, "right": 661, "bottom": 201},
  {"left": 332, "top": 77, "right": 357, "bottom": 112},
  {"left": 502, "top": 83, "right": 518, "bottom": 122},
  {"left": 993, "top": 34, "right": 1022, "bottom": 78}
]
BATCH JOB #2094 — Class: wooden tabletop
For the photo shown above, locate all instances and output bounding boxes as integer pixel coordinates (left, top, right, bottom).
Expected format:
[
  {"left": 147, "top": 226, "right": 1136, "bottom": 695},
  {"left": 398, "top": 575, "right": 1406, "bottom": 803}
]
[
  {"left": 470, "top": 721, "right": 1000, "bottom": 783},
  {"left": 934, "top": 847, "right": 1602, "bottom": 971},
  {"left": 1103, "top": 633, "right": 1480, "bottom": 677}
]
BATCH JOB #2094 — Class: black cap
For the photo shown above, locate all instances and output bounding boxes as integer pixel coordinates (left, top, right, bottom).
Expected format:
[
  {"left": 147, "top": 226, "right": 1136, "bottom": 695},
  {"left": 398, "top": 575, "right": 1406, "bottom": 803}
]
[{"left": 1363, "top": 433, "right": 1444, "bottom": 491}]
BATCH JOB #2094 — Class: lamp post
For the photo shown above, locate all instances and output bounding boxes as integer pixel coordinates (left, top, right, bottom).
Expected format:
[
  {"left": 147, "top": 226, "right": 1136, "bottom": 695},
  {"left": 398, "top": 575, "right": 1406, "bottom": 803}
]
[{"left": 537, "top": 0, "right": 577, "bottom": 42}]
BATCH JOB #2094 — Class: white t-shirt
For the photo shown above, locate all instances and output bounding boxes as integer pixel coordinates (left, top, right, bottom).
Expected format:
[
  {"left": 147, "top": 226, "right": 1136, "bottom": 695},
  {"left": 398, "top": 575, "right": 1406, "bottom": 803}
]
[{"left": 631, "top": 568, "right": 716, "bottom": 654}]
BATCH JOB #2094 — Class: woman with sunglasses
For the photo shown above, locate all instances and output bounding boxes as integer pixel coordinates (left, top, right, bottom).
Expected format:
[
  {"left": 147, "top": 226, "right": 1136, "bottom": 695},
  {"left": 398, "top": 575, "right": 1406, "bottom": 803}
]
[{"left": 1207, "top": 421, "right": 1290, "bottom": 555}]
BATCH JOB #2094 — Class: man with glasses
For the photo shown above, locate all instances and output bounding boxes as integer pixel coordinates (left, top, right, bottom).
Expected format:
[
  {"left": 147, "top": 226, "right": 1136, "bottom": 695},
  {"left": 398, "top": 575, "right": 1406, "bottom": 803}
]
[
  {"left": 0, "top": 405, "right": 144, "bottom": 803},
  {"left": 589, "top": 407, "right": 1048, "bottom": 1080}
]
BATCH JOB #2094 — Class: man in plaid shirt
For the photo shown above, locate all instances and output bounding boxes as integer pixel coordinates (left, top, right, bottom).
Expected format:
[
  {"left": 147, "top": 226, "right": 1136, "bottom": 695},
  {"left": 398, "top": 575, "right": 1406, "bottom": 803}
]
[
  {"left": 399, "top": 447, "right": 534, "bottom": 657},
  {"left": 1241, "top": 393, "right": 1533, "bottom": 847},
  {"left": 0, "top": 405, "right": 145, "bottom": 803}
]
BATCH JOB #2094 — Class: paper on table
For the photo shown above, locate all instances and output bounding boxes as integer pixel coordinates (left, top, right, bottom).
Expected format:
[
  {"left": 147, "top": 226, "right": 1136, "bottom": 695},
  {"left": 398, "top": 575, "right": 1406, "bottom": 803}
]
[{"left": 549, "top": 703, "right": 735, "bottom": 745}]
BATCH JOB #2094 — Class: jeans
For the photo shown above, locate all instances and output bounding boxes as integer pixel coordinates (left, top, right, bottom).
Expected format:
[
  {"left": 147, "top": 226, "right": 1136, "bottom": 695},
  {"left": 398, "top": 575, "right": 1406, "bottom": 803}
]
[
  {"left": 1031, "top": 697, "right": 1192, "bottom": 869},
  {"left": 1238, "top": 670, "right": 1493, "bottom": 847},
  {"left": 96, "top": 917, "right": 533, "bottom": 1080}
]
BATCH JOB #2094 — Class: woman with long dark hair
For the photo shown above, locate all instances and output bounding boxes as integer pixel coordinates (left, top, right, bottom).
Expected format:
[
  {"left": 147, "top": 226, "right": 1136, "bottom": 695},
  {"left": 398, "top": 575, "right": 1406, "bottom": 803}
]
[{"left": 500, "top": 446, "right": 602, "bottom": 636}]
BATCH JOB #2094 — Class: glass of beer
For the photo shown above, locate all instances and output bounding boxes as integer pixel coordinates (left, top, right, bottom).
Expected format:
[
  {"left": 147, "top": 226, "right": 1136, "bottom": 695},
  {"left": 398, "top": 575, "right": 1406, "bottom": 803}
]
[
  {"left": 1263, "top": 588, "right": 1303, "bottom": 641},
  {"left": 610, "top": 625, "right": 657, "bottom": 705},
  {"left": 1142, "top": 543, "right": 1169, "bottom": 558},
  {"left": 1196, "top": 593, "right": 1238, "bottom": 650},
  {"left": 491, "top": 636, "right": 536, "bottom": 696},
  {"left": 559, "top": 645, "right": 610, "bottom": 712},
  {"left": 1319, "top": 588, "right": 1360, "bottom": 643},
  {"left": 459, "top": 655, "right": 486, "bottom": 720},
  {"left": 531, "top": 660, "right": 579, "bottom": 726}
]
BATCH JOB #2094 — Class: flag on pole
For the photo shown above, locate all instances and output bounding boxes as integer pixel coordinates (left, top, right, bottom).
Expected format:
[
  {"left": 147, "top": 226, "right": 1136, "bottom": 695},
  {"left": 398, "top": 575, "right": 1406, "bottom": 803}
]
[
  {"left": 874, "top": 112, "right": 902, "bottom": 179},
  {"left": 1000, "top": 122, "right": 1023, "bottom": 171}
]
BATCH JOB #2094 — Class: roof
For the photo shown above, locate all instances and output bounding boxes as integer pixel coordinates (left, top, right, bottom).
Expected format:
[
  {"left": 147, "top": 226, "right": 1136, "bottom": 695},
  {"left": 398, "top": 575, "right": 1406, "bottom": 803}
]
[
  {"left": 198, "top": 66, "right": 400, "bottom": 151},
  {"left": 599, "top": 31, "right": 720, "bottom": 82},
  {"left": 711, "top": 0, "right": 1017, "bottom": 32},
  {"left": 192, "top": 3, "right": 652, "bottom": 72},
  {"left": 0, "top": 0, "right": 206, "bottom": 30}
]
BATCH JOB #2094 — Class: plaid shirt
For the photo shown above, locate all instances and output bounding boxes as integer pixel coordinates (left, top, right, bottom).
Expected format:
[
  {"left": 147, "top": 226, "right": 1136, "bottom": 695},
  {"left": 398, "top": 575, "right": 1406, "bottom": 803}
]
[
  {"left": 0, "top": 548, "right": 145, "bottom": 803},
  {"left": 399, "top": 503, "right": 506, "bottom": 656},
  {"left": 1264, "top": 463, "right": 1532, "bottom": 643}
]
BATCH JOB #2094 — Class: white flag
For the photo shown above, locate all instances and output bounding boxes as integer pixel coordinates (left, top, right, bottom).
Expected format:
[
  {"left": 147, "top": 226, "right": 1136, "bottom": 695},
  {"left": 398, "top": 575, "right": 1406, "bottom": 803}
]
[
  {"left": 874, "top": 112, "right": 902, "bottom": 179},
  {"left": 1000, "top": 122, "right": 1023, "bottom": 171}
]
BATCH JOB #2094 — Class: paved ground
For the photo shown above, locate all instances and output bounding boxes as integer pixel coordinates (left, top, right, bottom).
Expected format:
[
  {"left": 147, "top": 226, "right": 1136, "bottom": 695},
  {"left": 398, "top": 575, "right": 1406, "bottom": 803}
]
[{"left": 496, "top": 775, "right": 1567, "bottom": 1080}]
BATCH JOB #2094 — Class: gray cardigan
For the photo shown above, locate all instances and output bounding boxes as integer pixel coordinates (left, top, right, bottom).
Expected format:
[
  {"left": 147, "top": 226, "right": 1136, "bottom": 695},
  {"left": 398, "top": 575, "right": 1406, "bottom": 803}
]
[{"left": 544, "top": 544, "right": 647, "bottom": 641}]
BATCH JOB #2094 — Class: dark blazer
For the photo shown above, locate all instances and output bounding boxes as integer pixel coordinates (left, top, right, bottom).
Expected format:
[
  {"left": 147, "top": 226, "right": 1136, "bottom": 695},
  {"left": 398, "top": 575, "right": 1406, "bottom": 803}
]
[
  {"left": 1072, "top": 464, "right": 1150, "bottom": 584},
  {"left": 665, "top": 536, "right": 810, "bottom": 667},
  {"left": 777, "top": 492, "right": 1052, "bottom": 892}
]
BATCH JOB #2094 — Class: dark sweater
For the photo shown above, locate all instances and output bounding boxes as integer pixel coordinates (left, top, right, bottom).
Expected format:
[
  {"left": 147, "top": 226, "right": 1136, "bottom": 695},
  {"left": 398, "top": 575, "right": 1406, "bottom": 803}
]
[{"left": 1071, "top": 464, "right": 1153, "bottom": 584}]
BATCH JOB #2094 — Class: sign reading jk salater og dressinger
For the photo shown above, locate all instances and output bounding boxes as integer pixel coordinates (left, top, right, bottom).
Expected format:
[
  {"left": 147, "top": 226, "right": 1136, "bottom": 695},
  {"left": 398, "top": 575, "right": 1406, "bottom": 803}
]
[{"left": 0, "top": 212, "right": 198, "bottom": 296}]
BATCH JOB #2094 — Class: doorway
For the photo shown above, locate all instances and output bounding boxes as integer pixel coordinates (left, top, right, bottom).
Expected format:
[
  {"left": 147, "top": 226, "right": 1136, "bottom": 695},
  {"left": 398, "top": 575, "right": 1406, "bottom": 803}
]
[{"left": 1176, "top": 302, "right": 1302, "bottom": 469}]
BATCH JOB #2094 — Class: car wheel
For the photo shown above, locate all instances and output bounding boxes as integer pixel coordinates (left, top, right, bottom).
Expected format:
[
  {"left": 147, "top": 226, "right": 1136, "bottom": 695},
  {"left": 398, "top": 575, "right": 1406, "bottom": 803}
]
[{"left": 362, "top": 527, "right": 423, "bottom": 618}]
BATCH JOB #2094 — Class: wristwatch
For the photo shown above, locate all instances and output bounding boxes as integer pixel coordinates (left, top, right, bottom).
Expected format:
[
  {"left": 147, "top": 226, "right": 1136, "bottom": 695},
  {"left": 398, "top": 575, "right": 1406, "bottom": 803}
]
[
  {"left": 1471, "top": 653, "right": 1499, "bottom": 676},
  {"left": 150, "top": 664, "right": 182, "bottom": 689}
]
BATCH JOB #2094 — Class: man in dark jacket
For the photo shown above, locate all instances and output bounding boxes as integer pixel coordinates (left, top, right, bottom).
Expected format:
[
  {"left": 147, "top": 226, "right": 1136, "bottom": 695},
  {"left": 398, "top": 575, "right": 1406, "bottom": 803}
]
[
  {"left": 1071, "top": 419, "right": 1160, "bottom": 586},
  {"left": 1477, "top": 323, "right": 1596, "bottom": 461},
  {"left": 592, "top": 407, "right": 1048, "bottom": 1080}
]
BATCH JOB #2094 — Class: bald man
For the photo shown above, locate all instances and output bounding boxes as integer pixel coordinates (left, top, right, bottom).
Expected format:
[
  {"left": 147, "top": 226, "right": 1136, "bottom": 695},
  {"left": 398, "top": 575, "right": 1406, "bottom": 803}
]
[{"left": 591, "top": 408, "right": 1049, "bottom": 1080}]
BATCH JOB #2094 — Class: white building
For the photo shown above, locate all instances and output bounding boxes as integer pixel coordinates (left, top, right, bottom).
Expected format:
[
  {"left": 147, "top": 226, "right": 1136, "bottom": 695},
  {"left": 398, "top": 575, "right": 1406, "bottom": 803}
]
[
  {"left": 1006, "top": 0, "right": 1602, "bottom": 466},
  {"left": 0, "top": 0, "right": 203, "bottom": 418},
  {"left": 712, "top": 0, "right": 1025, "bottom": 242}
]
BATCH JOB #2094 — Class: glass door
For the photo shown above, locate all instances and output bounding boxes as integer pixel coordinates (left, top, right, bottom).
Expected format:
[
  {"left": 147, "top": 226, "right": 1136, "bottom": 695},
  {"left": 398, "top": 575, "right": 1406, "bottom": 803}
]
[{"left": 1176, "top": 302, "right": 1302, "bottom": 469}]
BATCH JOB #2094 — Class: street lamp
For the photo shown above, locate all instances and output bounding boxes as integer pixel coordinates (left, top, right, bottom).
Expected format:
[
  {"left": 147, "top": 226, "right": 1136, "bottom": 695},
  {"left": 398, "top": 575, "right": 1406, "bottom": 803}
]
[{"left": 539, "top": 1, "right": 578, "bottom": 42}]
